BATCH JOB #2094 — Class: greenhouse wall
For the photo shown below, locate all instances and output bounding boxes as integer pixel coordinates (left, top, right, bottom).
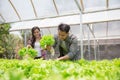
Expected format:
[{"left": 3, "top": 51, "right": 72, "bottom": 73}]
[{"left": 83, "top": 39, "right": 120, "bottom": 60}]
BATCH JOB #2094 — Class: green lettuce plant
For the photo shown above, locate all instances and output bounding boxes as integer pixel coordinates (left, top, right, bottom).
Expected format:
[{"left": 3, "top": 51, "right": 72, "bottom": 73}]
[
  {"left": 18, "top": 47, "right": 37, "bottom": 58},
  {"left": 40, "top": 35, "right": 55, "bottom": 49}
]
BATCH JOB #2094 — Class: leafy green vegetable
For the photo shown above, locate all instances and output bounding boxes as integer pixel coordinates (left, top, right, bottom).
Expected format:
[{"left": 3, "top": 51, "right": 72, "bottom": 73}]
[
  {"left": 18, "top": 47, "right": 37, "bottom": 58},
  {"left": 0, "top": 58, "right": 120, "bottom": 80},
  {"left": 40, "top": 35, "right": 55, "bottom": 49}
]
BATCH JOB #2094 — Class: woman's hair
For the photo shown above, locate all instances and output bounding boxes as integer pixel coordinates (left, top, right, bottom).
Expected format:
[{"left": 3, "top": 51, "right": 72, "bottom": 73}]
[
  {"left": 58, "top": 23, "right": 70, "bottom": 33},
  {"left": 31, "top": 26, "right": 41, "bottom": 48}
]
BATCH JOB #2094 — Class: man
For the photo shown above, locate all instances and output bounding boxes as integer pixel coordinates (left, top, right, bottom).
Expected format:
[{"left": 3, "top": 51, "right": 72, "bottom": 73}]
[{"left": 47, "top": 23, "right": 80, "bottom": 61}]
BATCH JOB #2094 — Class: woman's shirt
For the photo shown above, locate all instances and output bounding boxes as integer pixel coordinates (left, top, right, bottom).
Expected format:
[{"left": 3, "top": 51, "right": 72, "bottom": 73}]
[
  {"left": 27, "top": 38, "right": 46, "bottom": 59},
  {"left": 34, "top": 41, "right": 41, "bottom": 57}
]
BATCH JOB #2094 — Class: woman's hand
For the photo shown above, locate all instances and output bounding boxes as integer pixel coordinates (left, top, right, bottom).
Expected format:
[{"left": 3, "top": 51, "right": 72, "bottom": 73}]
[{"left": 27, "top": 45, "right": 32, "bottom": 48}]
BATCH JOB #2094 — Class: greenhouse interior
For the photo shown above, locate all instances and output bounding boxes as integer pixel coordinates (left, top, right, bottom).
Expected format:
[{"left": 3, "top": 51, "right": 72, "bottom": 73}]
[{"left": 0, "top": 0, "right": 120, "bottom": 80}]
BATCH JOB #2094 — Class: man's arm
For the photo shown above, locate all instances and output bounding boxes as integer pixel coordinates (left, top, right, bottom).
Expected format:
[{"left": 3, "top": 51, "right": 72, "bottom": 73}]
[
  {"left": 57, "top": 37, "right": 79, "bottom": 60},
  {"left": 67, "top": 38, "right": 79, "bottom": 59},
  {"left": 57, "top": 55, "right": 70, "bottom": 60}
]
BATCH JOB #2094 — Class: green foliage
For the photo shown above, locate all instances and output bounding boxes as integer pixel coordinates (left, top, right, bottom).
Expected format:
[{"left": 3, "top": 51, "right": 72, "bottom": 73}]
[
  {"left": 0, "top": 23, "right": 12, "bottom": 58},
  {"left": 18, "top": 47, "right": 37, "bottom": 58},
  {"left": 0, "top": 58, "right": 120, "bottom": 80},
  {"left": 40, "top": 35, "right": 55, "bottom": 49},
  {"left": 0, "top": 23, "right": 10, "bottom": 45},
  {"left": 0, "top": 46, "right": 5, "bottom": 54},
  {"left": 0, "top": 23, "right": 10, "bottom": 35},
  {"left": 0, "top": 23, "right": 24, "bottom": 59},
  {"left": 0, "top": 33, "right": 23, "bottom": 59}
]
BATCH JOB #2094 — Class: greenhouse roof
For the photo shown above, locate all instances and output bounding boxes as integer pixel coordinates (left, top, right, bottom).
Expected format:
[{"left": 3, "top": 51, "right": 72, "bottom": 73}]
[
  {"left": 0, "top": 0, "right": 120, "bottom": 40},
  {"left": 0, "top": 0, "right": 120, "bottom": 24}
]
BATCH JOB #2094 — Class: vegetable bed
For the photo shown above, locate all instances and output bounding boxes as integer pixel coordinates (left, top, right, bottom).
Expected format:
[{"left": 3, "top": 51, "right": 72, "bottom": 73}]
[{"left": 0, "top": 58, "right": 120, "bottom": 80}]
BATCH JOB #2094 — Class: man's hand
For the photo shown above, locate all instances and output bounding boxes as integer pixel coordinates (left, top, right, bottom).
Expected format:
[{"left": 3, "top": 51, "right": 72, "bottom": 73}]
[
  {"left": 56, "top": 55, "right": 70, "bottom": 61},
  {"left": 46, "top": 45, "right": 52, "bottom": 51}
]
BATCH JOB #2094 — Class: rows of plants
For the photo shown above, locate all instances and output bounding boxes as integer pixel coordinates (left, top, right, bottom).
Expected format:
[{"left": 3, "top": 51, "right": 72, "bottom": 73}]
[{"left": 0, "top": 58, "right": 120, "bottom": 80}]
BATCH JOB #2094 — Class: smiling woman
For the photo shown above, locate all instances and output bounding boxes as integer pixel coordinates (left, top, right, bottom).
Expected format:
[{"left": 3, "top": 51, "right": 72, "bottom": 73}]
[{"left": 27, "top": 26, "right": 46, "bottom": 59}]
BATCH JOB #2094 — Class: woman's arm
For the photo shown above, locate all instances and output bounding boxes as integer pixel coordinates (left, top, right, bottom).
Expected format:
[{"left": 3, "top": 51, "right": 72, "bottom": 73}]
[{"left": 27, "top": 39, "right": 32, "bottom": 48}]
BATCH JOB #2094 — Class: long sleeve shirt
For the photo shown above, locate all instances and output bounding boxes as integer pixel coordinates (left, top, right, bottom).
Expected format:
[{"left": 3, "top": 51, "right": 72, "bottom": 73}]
[{"left": 53, "top": 34, "right": 80, "bottom": 61}]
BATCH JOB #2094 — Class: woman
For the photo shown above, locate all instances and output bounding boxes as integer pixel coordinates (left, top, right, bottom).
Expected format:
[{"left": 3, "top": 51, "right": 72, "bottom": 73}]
[{"left": 27, "top": 26, "right": 46, "bottom": 59}]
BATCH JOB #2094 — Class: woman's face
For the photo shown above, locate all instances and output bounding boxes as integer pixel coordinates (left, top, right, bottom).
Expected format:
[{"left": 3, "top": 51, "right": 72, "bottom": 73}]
[
  {"left": 58, "top": 30, "right": 69, "bottom": 41},
  {"left": 33, "top": 29, "right": 40, "bottom": 38}
]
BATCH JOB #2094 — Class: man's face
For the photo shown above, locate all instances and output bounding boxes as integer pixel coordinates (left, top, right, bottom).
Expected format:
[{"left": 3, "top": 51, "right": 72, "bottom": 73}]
[{"left": 58, "top": 30, "right": 69, "bottom": 41}]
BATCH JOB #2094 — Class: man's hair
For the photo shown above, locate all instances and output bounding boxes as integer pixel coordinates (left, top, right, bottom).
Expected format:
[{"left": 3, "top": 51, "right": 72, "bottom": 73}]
[{"left": 58, "top": 23, "right": 70, "bottom": 33}]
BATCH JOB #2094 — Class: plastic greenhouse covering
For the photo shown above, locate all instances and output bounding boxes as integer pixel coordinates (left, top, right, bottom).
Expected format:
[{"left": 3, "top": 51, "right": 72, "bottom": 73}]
[
  {"left": 0, "top": 0, "right": 120, "bottom": 60},
  {"left": 0, "top": 0, "right": 120, "bottom": 80}
]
